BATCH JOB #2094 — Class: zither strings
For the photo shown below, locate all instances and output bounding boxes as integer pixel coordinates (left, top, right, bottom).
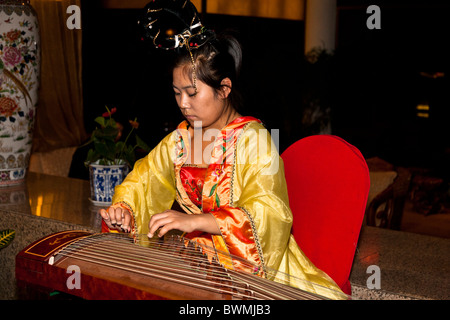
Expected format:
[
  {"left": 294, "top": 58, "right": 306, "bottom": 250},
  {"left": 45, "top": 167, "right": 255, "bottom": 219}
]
[{"left": 51, "top": 233, "right": 327, "bottom": 300}]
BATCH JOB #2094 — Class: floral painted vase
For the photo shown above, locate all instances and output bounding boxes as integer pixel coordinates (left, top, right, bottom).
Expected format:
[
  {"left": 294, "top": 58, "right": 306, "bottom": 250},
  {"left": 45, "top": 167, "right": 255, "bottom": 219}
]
[
  {"left": 89, "top": 162, "right": 129, "bottom": 205},
  {"left": 0, "top": 0, "right": 40, "bottom": 186}
]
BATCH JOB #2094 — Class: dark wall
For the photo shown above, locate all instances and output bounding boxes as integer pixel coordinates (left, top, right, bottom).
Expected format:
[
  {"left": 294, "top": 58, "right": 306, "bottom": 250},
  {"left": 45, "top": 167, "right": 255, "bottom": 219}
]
[
  {"left": 81, "top": 3, "right": 305, "bottom": 152},
  {"left": 334, "top": 1, "right": 450, "bottom": 177}
]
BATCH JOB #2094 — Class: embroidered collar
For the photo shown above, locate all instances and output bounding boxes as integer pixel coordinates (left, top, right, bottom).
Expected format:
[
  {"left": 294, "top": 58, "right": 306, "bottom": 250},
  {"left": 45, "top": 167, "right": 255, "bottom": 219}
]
[{"left": 176, "top": 116, "right": 261, "bottom": 132}]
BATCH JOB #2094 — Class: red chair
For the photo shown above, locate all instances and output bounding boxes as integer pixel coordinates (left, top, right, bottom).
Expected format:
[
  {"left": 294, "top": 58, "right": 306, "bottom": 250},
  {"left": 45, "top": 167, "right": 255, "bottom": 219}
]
[{"left": 281, "top": 135, "right": 370, "bottom": 295}]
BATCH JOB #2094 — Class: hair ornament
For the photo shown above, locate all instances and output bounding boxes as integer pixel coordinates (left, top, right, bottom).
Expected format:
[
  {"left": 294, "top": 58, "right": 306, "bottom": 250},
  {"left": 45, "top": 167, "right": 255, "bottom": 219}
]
[
  {"left": 139, "top": 0, "right": 216, "bottom": 93},
  {"left": 139, "top": 0, "right": 215, "bottom": 51}
]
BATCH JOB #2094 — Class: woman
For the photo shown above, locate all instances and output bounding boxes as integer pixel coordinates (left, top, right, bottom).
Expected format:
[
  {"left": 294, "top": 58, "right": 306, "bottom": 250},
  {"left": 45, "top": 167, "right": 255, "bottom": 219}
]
[{"left": 100, "top": 0, "right": 346, "bottom": 299}]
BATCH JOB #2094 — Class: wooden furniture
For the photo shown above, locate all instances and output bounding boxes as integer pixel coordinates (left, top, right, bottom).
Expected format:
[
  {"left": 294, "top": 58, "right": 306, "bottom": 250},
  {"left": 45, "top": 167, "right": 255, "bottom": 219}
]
[{"left": 365, "top": 157, "right": 412, "bottom": 229}]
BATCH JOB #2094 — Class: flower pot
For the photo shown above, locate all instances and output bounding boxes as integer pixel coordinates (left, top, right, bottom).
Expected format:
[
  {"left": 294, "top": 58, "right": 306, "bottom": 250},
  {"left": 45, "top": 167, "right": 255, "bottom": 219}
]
[
  {"left": 0, "top": 0, "right": 40, "bottom": 186},
  {"left": 89, "top": 162, "right": 129, "bottom": 205}
]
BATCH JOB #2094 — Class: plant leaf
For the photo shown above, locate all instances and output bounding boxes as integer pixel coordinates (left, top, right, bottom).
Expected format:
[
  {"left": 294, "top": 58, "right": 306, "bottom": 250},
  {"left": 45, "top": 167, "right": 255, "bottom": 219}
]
[
  {"left": 93, "top": 125, "right": 118, "bottom": 140},
  {"left": 85, "top": 148, "right": 98, "bottom": 166},
  {"left": 135, "top": 134, "right": 151, "bottom": 152},
  {"left": 115, "top": 141, "right": 126, "bottom": 154},
  {"left": 94, "top": 116, "right": 105, "bottom": 127},
  {"left": 0, "top": 229, "right": 15, "bottom": 250}
]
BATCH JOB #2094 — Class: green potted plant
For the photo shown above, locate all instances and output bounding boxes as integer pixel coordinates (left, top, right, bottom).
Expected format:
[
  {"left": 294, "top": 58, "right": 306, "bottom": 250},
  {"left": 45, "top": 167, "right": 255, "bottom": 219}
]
[{"left": 85, "top": 106, "right": 150, "bottom": 205}]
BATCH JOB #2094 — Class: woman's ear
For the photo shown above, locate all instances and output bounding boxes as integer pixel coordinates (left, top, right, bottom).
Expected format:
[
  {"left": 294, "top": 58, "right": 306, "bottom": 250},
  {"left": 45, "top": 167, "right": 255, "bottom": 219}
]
[{"left": 219, "top": 78, "right": 232, "bottom": 99}]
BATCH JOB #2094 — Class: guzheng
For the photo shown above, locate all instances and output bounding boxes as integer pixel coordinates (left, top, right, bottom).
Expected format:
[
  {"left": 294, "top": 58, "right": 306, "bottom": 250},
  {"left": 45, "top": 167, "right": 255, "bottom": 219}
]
[{"left": 15, "top": 230, "right": 345, "bottom": 300}]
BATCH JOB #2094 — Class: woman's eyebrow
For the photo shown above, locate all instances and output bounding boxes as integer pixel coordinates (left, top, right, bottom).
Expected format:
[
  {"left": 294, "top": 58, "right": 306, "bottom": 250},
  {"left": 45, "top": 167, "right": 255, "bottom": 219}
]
[{"left": 173, "top": 84, "right": 194, "bottom": 90}]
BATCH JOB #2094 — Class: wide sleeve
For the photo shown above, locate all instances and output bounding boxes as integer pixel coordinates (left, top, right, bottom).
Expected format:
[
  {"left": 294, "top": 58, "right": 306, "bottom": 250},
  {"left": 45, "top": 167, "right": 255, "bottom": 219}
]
[
  {"left": 112, "top": 131, "right": 178, "bottom": 235},
  {"left": 232, "top": 123, "right": 293, "bottom": 272}
]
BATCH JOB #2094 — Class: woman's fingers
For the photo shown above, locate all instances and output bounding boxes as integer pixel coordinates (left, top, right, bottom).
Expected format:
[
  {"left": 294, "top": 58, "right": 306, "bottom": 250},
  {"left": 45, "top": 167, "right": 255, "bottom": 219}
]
[
  {"left": 147, "top": 212, "right": 171, "bottom": 238},
  {"left": 99, "top": 207, "right": 132, "bottom": 233},
  {"left": 146, "top": 211, "right": 219, "bottom": 239},
  {"left": 121, "top": 210, "right": 132, "bottom": 233},
  {"left": 107, "top": 207, "right": 118, "bottom": 224},
  {"left": 147, "top": 210, "right": 200, "bottom": 238},
  {"left": 99, "top": 208, "right": 109, "bottom": 220},
  {"left": 157, "top": 221, "right": 179, "bottom": 238},
  {"left": 99, "top": 208, "right": 114, "bottom": 229}
]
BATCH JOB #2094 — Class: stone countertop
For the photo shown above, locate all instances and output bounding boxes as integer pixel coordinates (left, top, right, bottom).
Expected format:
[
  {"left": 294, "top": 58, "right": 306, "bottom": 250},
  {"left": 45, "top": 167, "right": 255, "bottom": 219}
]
[
  {"left": 350, "top": 225, "right": 449, "bottom": 300},
  {"left": 0, "top": 172, "right": 103, "bottom": 299},
  {"left": 0, "top": 172, "right": 449, "bottom": 300}
]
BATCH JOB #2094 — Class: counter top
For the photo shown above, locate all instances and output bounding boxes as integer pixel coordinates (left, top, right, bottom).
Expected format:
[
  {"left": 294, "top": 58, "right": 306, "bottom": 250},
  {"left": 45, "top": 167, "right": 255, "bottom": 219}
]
[
  {"left": 351, "top": 225, "right": 449, "bottom": 300},
  {"left": 1, "top": 172, "right": 104, "bottom": 230},
  {"left": 0, "top": 172, "right": 448, "bottom": 299}
]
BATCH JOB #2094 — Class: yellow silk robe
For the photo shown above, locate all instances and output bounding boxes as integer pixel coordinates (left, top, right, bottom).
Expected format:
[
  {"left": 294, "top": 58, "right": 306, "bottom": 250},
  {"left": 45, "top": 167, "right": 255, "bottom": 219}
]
[{"left": 112, "top": 117, "right": 346, "bottom": 299}]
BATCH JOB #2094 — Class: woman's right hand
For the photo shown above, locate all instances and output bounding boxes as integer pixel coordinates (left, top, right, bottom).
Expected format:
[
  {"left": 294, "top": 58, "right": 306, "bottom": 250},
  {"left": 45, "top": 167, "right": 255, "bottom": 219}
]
[{"left": 99, "top": 206, "right": 132, "bottom": 233}]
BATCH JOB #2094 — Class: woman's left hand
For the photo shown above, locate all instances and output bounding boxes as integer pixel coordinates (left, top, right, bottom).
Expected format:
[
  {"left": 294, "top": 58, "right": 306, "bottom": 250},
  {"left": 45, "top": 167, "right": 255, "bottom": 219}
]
[{"left": 147, "top": 210, "right": 220, "bottom": 238}]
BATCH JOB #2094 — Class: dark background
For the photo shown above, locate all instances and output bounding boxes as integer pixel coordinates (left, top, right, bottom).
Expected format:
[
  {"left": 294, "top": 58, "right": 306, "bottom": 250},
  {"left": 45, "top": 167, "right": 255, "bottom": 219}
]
[{"left": 79, "top": 0, "right": 450, "bottom": 181}]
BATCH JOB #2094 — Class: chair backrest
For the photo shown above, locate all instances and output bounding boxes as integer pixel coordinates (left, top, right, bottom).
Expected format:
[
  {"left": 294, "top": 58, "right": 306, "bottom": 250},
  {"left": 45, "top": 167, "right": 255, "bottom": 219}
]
[{"left": 281, "top": 135, "right": 370, "bottom": 294}]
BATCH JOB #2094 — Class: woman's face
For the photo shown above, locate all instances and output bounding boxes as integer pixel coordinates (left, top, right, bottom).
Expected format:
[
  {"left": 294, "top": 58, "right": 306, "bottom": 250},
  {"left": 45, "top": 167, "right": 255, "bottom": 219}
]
[{"left": 172, "top": 64, "right": 232, "bottom": 131}]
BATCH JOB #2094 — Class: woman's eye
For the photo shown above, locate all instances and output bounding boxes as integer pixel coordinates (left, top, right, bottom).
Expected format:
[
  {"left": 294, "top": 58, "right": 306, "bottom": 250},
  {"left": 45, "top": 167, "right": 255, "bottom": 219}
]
[{"left": 173, "top": 90, "right": 196, "bottom": 98}]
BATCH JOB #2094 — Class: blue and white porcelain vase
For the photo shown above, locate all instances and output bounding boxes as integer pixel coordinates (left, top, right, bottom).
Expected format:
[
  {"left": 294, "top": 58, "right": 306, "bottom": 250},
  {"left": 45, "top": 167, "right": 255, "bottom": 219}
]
[
  {"left": 0, "top": 0, "right": 40, "bottom": 186},
  {"left": 89, "top": 162, "right": 129, "bottom": 205}
]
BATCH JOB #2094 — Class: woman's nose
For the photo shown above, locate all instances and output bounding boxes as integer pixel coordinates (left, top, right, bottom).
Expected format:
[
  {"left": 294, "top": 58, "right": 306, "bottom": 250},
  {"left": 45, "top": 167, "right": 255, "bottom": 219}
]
[{"left": 179, "top": 95, "right": 189, "bottom": 109}]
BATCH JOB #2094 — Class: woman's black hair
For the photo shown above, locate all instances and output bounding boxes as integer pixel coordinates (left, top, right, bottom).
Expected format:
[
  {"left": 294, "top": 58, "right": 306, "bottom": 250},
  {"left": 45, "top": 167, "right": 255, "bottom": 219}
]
[{"left": 172, "top": 32, "right": 244, "bottom": 113}]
